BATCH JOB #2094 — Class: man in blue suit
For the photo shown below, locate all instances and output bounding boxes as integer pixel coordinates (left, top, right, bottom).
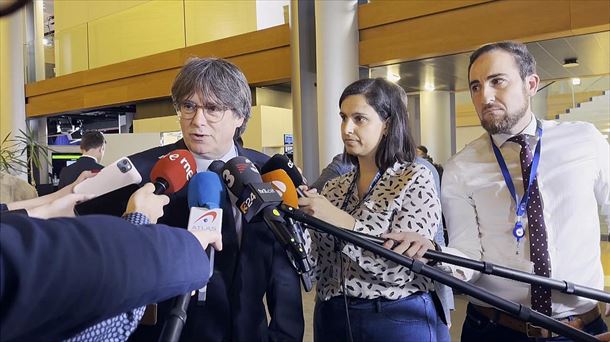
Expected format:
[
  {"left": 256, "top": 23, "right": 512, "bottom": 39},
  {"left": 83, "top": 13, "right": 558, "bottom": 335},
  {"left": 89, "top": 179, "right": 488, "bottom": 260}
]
[
  {"left": 128, "top": 57, "right": 304, "bottom": 342},
  {"left": 1, "top": 182, "right": 222, "bottom": 342}
]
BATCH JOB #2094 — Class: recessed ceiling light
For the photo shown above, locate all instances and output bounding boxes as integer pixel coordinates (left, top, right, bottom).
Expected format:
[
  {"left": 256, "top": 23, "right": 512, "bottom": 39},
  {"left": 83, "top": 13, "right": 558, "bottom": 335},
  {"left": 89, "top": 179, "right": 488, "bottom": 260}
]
[{"left": 563, "top": 58, "right": 579, "bottom": 68}]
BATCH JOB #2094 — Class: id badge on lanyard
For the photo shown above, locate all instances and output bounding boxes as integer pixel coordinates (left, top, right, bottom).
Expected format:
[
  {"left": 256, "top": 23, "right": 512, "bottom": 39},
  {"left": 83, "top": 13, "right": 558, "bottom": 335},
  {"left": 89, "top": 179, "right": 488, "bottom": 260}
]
[{"left": 491, "top": 122, "right": 543, "bottom": 255}]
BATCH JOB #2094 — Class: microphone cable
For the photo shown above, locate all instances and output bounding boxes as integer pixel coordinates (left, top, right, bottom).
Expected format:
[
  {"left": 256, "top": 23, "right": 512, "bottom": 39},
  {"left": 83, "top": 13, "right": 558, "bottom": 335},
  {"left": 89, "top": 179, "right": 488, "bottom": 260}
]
[{"left": 334, "top": 237, "right": 354, "bottom": 342}]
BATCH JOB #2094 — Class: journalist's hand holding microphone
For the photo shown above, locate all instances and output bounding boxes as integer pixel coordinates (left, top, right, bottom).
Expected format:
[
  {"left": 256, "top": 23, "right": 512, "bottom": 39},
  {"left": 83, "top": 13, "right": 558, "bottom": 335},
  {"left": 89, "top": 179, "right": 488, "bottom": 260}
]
[{"left": 124, "top": 183, "right": 169, "bottom": 223}]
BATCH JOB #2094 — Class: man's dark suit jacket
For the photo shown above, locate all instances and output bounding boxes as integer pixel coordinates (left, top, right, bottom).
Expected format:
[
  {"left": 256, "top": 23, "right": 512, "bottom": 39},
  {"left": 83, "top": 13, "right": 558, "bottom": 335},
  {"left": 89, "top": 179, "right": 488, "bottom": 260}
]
[
  {"left": 127, "top": 139, "right": 304, "bottom": 342},
  {"left": 0, "top": 213, "right": 210, "bottom": 342},
  {"left": 58, "top": 156, "right": 104, "bottom": 189}
]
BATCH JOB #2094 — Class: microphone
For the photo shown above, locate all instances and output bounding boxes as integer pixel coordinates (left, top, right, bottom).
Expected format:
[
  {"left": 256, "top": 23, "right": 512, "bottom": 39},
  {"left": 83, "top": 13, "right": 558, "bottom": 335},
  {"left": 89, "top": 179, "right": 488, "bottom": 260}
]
[
  {"left": 208, "top": 160, "right": 226, "bottom": 174},
  {"left": 187, "top": 172, "right": 225, "bottom": 302},
  {"left": 262, "top": 169, "right": 313, "bottom": 291},
  {"left": 150, "top": 149, "right": 197, "bottom": 195},
  {"left": 219, "top": 156, "right": 280, "bottom": 222},
  {"left": 219, "top": 157, "right": 310, "bottom": 285},
  {"left": 261, "top": 154, "right": 305, "bottom": 186},
  {"left": 74, "top": 152, "right": 195, "bottom": 217},
  {"left": 261, "top": 154, "right": 306, "bottom": 196},
  {"left": 159, "top": 172, "right": 224, "bottom": 342}
]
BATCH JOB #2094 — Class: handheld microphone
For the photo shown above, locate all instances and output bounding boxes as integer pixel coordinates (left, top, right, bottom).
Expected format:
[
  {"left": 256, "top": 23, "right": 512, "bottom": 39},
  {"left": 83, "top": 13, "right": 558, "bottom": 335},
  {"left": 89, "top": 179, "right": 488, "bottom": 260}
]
[
  {"left": 261, "top": 154, "right": 305, "bottom": 186},
  {"left": 150, "top": 149, "right": 196, "bottom": 195},
  {"left": 220, "top": 157, "right": 310, "bottom": 285},
  {"left": 74, "top": 152, "right": 195, "bottom": 217},
  {"left": 208, "top": 160, "right": 226, "bottom": 174},
  {"left": 262, "top": 169, "right": 313, "bottom": 291},
  {"left": 187, "top": 172, "right": 225, "bottom": 302},
  {"left": 220, "top": 156, "right": 281, "bottom": 222},
  {"left": 159, "top": 172, "right": 224, "bottom": 342},
  {"left": 261, "top": 154, "right": 307, "bottom": 197}
]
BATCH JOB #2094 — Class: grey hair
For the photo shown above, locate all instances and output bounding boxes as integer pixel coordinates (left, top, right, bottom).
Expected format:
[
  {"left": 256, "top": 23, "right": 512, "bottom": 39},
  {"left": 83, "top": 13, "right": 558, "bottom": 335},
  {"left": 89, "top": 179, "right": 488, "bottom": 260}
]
[{"left": 171, "top": 57, "right": 252, "bottom": 137}]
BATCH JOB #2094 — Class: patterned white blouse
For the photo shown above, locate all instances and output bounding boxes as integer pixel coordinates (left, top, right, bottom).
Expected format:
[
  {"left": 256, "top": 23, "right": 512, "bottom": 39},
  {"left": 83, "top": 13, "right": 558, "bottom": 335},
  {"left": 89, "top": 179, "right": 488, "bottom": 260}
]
[{"left": 310, "top": 161, "right": 441, "bottom": 301}]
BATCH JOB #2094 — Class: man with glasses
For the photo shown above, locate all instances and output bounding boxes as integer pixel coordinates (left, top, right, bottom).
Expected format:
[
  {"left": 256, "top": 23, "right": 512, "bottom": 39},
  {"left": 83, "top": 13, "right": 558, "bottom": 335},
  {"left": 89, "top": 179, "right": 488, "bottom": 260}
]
[
  {"left": 128, "top": 58, "right": 304, "bottom": 342},
  {"left": 58, "top": 131, "right": 106, "bottom": 189}
]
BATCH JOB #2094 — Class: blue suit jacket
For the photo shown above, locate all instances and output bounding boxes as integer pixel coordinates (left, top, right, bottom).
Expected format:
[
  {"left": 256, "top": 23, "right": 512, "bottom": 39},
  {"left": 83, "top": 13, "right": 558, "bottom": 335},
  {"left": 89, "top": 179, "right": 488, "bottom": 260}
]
[
  {"left": 0, "top": 213, "right": 210, "bottom": 342},
  {"left": 127, "top": 140, "right": 304, "bottom": 342}
]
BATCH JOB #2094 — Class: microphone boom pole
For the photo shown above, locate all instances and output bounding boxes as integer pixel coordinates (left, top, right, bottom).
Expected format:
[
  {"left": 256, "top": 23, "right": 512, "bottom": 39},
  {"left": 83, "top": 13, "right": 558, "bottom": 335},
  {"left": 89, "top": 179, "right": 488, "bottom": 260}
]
[
  {"left": 424, "top": 250, "right": 610, "bottom": 303},
  {"left": 279, "top": 205, "right": 599, "bottom": 342},
  {"left": 347, "top": 229, "right": 610, "bottom": 303}
]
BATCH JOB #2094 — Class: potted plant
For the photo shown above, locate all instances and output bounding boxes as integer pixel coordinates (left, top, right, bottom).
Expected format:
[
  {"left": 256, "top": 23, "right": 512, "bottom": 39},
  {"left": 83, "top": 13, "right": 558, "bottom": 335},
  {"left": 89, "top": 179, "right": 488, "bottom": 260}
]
[{"left": 0, "top": 128, "right": 54, "bottom": 186}]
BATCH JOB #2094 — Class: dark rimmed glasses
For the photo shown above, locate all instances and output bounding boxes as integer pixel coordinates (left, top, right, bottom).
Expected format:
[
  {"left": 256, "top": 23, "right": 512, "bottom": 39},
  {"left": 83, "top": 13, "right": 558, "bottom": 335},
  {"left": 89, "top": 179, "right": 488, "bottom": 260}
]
[{"left": 175, "top": 100, "right": 229, "bottom": 123}]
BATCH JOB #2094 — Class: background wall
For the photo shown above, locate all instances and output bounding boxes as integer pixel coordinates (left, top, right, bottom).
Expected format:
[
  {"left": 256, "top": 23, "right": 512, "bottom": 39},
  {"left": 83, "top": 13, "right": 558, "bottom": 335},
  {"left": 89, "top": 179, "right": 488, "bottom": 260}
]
[{"left": 52, "top": 0, "right": 287, "bottom": 77}]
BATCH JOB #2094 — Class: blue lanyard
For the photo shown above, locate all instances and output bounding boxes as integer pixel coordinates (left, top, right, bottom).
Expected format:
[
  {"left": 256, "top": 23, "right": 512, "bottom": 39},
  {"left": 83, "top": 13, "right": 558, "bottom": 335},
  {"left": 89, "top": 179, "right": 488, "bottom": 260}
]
[
  {"left": 341, "top": 168, "right": 382, "bottom": 213},
  {"left": 490, "top": 122, "right": 543, "bottom": 242}
]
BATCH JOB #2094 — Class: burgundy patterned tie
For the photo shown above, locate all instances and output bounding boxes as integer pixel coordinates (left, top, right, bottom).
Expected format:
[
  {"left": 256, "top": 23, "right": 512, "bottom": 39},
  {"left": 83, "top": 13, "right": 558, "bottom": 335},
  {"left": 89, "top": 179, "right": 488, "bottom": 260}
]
[{"left": 508, "top": 134, "right": 552, "bottom": 316}]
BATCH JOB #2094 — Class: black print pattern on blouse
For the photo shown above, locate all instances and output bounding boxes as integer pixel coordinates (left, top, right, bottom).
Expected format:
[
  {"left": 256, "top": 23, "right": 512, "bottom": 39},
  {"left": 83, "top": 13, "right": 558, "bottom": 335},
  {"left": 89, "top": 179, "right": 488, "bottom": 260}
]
[{"left": 308, "top": 161, "right": 441, "bottom": 301}]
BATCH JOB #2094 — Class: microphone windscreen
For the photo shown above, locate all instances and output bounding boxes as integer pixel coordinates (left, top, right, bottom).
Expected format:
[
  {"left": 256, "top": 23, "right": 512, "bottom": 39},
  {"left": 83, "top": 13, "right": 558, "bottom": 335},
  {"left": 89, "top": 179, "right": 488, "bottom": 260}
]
[
  {"left": 150, "top": 149, "right": 196, "bottom": 194},
  {"left": 261, "top": 154, "right": 305, "bottom": 186},
  {"left": 221, "top": 156, "right": 262, "bottom": 197},
  {"left": 208, "top": 160, "right": 225, "bottom": 174},
  {"left": 188, "top": 172, "right": 226, "bottom": 209},
  {"left": 261, "top": 169, "right": 299, "bottom": 208}
]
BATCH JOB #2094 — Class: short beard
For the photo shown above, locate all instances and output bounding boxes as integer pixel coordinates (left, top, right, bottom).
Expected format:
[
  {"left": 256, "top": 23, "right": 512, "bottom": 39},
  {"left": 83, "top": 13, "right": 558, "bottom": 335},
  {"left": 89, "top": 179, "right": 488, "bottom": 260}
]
[{"left": 481, "top": 91, "right": 530, "bottom": 134}]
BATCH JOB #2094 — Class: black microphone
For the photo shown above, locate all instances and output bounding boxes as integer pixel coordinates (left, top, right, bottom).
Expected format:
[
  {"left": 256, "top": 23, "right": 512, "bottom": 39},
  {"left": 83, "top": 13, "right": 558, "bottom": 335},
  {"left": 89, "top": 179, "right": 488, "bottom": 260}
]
[
  {"left": 217, "top": 157, "right": 310, "bottom": 283},
  {"left": 261, "top": 154, "right": 307, "bottom": 196},
  {"left": 261, "top": 169, "right": 313, "bottom": 291},
  {"left": 208, "top": 160, "right": 225, "bottom": 174}
]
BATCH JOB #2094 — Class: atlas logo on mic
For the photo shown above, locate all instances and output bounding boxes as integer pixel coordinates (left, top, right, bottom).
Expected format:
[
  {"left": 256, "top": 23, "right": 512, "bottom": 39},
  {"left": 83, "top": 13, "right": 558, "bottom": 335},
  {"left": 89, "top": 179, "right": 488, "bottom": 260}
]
[{"left": 188, "top": 208, "right": 223, "bottom": 233}]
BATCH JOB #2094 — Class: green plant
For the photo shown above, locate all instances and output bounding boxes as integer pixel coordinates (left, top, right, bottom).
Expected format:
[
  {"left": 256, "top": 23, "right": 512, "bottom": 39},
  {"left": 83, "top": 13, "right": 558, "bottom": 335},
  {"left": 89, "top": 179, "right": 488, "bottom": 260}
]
[{"left": 0, "top": 128, "right": 54, "bottom": 186}]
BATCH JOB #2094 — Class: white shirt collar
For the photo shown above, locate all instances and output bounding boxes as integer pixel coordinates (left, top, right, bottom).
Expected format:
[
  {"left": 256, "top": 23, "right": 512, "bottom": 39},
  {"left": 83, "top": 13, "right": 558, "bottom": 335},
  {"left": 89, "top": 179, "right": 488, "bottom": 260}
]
[
  {"left": 193, "top": 143, "right": 238, "bottom": 172},
  {"left": 491, "top": 113, "right": 537, "bottom": 147}
]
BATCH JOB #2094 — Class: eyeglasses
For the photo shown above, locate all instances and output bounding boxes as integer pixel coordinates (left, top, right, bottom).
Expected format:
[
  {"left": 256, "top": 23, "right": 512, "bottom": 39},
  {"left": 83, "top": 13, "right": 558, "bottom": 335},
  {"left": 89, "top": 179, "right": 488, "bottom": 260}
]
[{"left": 175, "top": 100, "right": 229, "bottom": 123}]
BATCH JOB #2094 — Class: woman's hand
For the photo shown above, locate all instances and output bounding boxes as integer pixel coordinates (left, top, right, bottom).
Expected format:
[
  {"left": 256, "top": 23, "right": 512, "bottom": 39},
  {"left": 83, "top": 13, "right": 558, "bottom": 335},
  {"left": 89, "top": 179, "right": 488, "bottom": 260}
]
[
  {"left": 27, "top": 193, "right": 95, "bottom": 219},
  {"left": 382, "top": 231, "right": 435, "bottom": 262},
  {"left": 298, "top": 189, "right": 355, "bottom": 230}
]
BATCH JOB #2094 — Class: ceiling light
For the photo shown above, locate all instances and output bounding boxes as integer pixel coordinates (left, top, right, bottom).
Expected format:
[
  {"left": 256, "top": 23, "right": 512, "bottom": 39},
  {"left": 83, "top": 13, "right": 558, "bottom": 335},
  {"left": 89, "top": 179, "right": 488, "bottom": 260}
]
[
  {"left": 387, "top": 72, "right": 401, "bottom": 83},
  {"left": 563, "top": 58, "right": 579, "bottom": 68},
  {"left": 571, "top": 78, "right": 581, "bottom": 86},
  {"left": 424, "top": 83, "right": 435, "bottom": 91}
]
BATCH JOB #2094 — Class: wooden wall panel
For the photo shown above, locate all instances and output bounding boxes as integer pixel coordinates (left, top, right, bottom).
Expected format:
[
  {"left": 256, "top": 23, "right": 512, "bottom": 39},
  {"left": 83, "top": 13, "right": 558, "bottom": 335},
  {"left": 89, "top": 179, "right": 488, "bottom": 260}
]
[
  {"left": 87, "top": 0, "right": 185, "bottom": 69},
  {"left": 570, "top": 0, "right": 610, "bottom": 35},
  {"left": 359, "top": 0, "right": 610, "bottom": 67},
  {"left": 25, "top": 25, "right": 291, "bottom": 117},
  {"left": 360, "top": 1, "right": 573, "bottom": 66},
  {"left": 358, "top": 0, "right": 491, "bottom": 29}
]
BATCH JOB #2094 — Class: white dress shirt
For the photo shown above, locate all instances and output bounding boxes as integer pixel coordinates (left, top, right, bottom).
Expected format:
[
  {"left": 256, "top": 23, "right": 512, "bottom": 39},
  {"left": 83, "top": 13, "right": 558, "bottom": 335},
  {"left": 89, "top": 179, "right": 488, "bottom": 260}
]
[
  {"left": 441, "top": 114, "right": 609, "bottom": 318},
  {"left": 193, "top": 144, "right": 243, "bottom": 244}
]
